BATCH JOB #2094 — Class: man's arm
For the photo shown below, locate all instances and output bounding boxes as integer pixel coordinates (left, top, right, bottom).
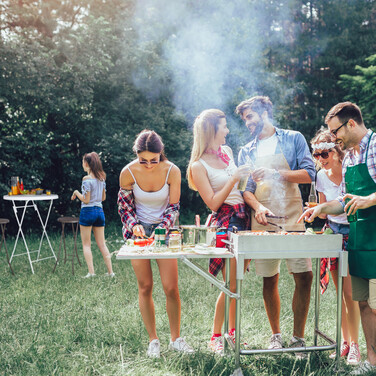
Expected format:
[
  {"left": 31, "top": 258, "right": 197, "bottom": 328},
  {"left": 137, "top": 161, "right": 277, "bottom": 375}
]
[
  {"left": 298, "top": 199, "right": 344, "bottom": 223},
  {"left": 344, "top": 192, "right": 376, "bottom": 215},
  {"left": 278, "top": 131, "right": 315, "bottom": 184}
]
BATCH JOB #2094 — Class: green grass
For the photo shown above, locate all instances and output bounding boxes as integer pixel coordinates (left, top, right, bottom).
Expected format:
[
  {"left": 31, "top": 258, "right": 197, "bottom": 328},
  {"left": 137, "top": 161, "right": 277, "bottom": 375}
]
[{"left": 0, "top": 225, "right": 365, "bottom": 375}]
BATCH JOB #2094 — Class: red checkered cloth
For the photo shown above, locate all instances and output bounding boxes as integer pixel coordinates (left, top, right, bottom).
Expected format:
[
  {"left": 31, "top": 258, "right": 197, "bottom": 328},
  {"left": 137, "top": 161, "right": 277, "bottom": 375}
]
[
  {"left": 118, "top": 188, "right": 179, "bottom": 240},
  {"left": 320, "top": 232, "right": 349, "bottom": 294},
  {"left": 209, "top": 203, "right": 250, "bottom": 277}
]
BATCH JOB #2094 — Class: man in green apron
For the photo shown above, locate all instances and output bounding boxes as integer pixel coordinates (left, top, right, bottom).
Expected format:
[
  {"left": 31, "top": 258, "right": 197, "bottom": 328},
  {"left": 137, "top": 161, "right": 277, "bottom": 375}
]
[
  {"left": 237, "top": 96, "right": 316, "bottom": 357},
  {"left": 298, "top": 102, "right": 376, "bottom": 375}
]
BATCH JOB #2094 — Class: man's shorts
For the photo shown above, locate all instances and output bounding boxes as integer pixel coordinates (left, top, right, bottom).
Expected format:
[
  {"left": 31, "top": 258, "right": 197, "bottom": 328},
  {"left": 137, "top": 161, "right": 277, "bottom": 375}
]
[
  {"left": 79, "top": 206, "right": 105, "bottom": 227},
  {"left": 255, "top": 258, "right": 312, "bottom": 277},
  {"left": 351, "top": 276, "right": 376, "bottom": 309}
]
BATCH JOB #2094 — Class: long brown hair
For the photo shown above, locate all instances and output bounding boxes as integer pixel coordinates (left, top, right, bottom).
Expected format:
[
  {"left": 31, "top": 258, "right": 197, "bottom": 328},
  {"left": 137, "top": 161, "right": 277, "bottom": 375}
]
[{"left": 83, "top": 152, "right": 106, "bottom": 181}]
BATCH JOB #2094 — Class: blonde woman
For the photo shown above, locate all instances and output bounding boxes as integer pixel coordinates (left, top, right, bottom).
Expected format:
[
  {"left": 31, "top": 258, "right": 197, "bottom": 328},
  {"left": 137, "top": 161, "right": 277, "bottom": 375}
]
[
  {"left": 311, "top": 128, "right": 361, "bottom": 365},
  {"left": 187, "top": 109, "right": 251, "bottom": 354}
]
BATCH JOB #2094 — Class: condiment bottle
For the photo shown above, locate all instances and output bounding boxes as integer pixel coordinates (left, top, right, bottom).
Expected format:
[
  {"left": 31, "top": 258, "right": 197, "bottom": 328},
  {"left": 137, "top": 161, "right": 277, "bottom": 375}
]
[
  {"left": 308, "top": 182, "right": 317, "bottom": 207},
  {"left": 20, "top": 178, "right": 24, "bottom": 191}
]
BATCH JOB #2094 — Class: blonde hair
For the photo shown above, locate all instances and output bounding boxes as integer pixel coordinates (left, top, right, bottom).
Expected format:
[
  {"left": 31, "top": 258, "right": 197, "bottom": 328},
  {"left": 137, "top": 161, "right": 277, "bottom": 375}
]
[
  {"left": 311, "top": 127, "right": 344, "bottom": 169},
  {"left": 187, "top": 109, "right": 226, "bottom": 191}
]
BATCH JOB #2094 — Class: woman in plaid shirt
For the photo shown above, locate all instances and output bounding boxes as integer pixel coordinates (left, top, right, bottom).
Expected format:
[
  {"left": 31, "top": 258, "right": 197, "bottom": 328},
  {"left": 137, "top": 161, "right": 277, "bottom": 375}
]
[
  {"left": 187, "top": 109, "right": 251, "bottom": 354},
  {"left": 118, "top": 130, "right": 193, "bottom": 358}
]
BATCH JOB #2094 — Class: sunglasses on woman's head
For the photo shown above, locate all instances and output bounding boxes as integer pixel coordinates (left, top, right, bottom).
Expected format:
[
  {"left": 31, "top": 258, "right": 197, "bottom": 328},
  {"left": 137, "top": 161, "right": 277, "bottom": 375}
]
[{"left": 313, "top": 150, "right": 332, "bottom": 159}]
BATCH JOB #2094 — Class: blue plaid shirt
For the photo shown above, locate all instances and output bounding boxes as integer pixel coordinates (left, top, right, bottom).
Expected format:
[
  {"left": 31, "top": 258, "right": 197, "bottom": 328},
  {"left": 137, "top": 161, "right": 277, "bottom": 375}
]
[
  {"left": 338, "top": 130, "right": 376, "bottom": 207},
  {"left": 238, "top": 127, "right": 315, "bottom": 193}
]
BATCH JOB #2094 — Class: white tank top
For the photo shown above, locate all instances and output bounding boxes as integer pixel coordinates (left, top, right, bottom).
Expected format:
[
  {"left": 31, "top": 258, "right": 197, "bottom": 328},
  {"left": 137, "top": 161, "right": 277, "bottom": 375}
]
[
  {"left": 128, "top": 164, "right": 173, "bottom": 224},
  {"left": 198, "top": 158, "right": 243, "bottom": 206}
]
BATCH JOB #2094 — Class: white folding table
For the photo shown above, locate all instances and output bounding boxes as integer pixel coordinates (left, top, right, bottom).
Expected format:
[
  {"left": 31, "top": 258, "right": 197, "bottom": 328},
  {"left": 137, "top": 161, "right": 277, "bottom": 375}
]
[
  {"left": 3, "top": 194, "right": 58, "bottom": 273},
  {"left": 116, "top": 245, "right": 236, "bottom": 342}
]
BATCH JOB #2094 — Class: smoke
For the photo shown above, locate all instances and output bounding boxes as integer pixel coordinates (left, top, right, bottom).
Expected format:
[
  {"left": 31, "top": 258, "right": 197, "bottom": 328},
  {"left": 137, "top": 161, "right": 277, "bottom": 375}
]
[{"left": 131, "top": 0, "right": 296, "bottom": 119}]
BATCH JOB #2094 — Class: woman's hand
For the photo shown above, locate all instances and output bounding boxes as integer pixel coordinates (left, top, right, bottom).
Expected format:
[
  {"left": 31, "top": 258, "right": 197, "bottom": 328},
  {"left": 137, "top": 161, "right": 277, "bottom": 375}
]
[
  {"left": 133, "top": 224, "right": 146, "bottom": 238},
  {"left": 232, "top": 165, "right": 252, "bottom": 182},
  {"left": 71, "top": 190, "right": 78, "bottom": 200}
]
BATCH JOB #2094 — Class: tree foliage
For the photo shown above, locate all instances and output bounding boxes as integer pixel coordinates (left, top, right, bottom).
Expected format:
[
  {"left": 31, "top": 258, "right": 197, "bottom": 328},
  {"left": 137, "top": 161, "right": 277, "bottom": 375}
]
[{"left": 1, "top": 0, "right": 376, "bottom": 230}]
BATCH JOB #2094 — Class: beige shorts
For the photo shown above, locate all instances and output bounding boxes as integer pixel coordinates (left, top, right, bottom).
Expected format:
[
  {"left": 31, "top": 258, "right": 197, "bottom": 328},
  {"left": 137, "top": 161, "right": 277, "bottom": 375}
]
[
  {"left": 351, "top": 276, "right": 376, "bottom": 309},
  {"left": 255, "top": 258, "right": 312, "bottom": 278}
]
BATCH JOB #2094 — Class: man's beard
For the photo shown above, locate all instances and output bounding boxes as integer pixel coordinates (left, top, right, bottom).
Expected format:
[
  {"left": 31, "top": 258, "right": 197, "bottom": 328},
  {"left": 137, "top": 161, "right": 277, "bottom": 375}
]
[{"left": 250, "top": 118, "right": 264, "bottom": 140}]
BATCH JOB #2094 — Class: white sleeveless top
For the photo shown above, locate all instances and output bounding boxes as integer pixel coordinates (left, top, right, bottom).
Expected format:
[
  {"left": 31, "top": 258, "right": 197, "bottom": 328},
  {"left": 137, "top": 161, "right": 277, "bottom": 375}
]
[
  {"left": 199, "top": 156, "right": 243, "bottom": 206},
  {"left": 316, "top": 169, "right": 348, "bottom": 225},
  {"left": 128, "top": 164, "right": 173, "bottom": 224}
]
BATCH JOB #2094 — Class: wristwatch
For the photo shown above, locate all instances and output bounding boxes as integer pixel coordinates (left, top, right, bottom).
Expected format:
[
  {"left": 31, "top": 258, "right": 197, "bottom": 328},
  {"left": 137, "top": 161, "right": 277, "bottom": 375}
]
[{"left": 272, "top": 170, "right": 281, "bottom": 181}]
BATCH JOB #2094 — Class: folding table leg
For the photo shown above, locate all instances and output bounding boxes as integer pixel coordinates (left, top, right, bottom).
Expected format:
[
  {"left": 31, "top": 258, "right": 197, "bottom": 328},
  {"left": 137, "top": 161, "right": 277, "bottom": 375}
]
[
  {"left": 33, "top": 200, "right": 57, "bottom": 261},
  {"left": 223, "top": 257, "right": 230, "bottom": 353},
  {"left": 235, "top": 278, "right": 242, "bottom": 369}
]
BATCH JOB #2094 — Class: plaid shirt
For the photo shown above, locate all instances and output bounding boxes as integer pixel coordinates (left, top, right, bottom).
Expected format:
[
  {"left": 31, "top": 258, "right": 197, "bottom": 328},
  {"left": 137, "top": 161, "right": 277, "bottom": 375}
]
[
  {"left": 338, "top": 130, "right": 376, "bottom": 206},
  {"left": 209, "top": 203, "right": 250, "bottom": 276},
  {"left": 117, "top": 188, "right": 179, "bottom": 240}
]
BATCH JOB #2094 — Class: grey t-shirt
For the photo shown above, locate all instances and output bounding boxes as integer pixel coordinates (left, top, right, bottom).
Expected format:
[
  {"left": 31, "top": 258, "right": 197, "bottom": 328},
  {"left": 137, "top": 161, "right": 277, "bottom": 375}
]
[{"left": 81, "top": 178, "right": 106, "bottom": 208}]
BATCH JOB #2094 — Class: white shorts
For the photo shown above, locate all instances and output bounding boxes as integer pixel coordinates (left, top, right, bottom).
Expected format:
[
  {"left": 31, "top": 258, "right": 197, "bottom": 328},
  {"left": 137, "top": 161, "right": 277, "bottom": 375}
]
[{"left": 255, "top": 258, "right": 312, "bottom": 278}]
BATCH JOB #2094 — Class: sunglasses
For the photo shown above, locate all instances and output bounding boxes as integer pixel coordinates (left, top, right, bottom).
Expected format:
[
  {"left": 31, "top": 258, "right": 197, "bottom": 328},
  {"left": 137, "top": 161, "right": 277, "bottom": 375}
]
[
  {"left": 313, "top": 150, "right": 332, "bottom": 159},
  {"left": 139, "top": 159, "right": 159, "bottom": 165}
]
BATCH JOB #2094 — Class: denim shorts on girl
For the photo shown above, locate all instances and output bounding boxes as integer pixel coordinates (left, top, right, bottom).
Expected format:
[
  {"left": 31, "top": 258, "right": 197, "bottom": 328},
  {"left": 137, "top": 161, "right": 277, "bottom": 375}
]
[{"left": 79, "top": 206, "right": 105, "bottom": 227}]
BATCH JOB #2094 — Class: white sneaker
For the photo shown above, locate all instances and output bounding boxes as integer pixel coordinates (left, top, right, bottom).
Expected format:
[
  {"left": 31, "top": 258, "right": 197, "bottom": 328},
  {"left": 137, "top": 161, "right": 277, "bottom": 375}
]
[
  {"left": 147, "top": 339, "right": 160, "bottom": 358},
  {"left": 288, "top": 336, "right": 308, "bottom": 359},
  {"left": 347, "top": 343, "right": 361, "bottom": 365},
  {"left": 208, "top": 336, "right": 224, "bottom": 355},
  {"left": 82, "top": 273, "right": 95, "bottom": 278},
  {"left": 105, "top": 272, "right": 115, "bottom": 277},
  {"left": 268, "top": 333, "right": 283, "bottom": 349},
  {"left": 169, "top": 337, "right": 194, "bottom": 354}
]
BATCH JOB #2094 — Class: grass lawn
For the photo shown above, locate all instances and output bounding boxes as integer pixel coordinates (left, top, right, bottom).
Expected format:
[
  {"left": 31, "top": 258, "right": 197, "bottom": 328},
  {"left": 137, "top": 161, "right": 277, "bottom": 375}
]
[{"left": 0, "top": 223, "right": 364, "bottom": 375}]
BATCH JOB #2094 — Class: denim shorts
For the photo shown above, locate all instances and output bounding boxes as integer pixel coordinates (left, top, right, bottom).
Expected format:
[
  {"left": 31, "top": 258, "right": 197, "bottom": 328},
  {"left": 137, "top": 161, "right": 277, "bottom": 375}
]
[
  {"left": 79, "top": 206, "right": 105, "bottom": 227},
  {"left": 227, "top": 215, "right": 246, "bottom": 234},
  {"left": 139, "top": 221, "right": 160, "bottom": 237}
]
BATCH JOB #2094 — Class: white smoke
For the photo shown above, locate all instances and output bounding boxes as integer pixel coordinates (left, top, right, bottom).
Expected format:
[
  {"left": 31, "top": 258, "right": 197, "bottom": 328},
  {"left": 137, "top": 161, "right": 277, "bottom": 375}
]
[{"left": 131, "top": 0, "right": 295, "bottom": 118}]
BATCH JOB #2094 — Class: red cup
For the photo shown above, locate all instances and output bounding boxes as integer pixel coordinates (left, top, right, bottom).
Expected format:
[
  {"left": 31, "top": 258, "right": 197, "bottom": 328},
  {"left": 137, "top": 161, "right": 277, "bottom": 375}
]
[{"left": 216, "top": 232, "right": 227, "bottom": 248}]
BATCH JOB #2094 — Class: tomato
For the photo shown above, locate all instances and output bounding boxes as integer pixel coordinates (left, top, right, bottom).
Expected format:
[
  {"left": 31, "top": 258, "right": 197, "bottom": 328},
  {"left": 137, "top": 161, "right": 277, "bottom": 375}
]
[{"left": 134, "top": 238, "right": 154, "bottom": 247}]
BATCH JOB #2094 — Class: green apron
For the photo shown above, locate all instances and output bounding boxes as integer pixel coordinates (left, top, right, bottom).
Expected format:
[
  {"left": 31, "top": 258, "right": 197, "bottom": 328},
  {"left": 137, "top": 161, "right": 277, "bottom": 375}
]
[{"left": 345, "top": 131, "right": 376, "bottom": 278}]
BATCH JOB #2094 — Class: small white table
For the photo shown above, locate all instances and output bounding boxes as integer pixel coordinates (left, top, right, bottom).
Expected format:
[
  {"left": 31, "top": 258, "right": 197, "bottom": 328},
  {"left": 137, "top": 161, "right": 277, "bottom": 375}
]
[{"left": 3, "top": 194, "right": 59, "bottom": 273}]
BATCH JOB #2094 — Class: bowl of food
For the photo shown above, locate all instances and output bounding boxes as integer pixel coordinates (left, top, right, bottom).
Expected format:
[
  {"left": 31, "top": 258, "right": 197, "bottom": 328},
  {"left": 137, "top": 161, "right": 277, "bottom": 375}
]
[{"left": 35, "top": 188, "right": 44, "bottom": 195}]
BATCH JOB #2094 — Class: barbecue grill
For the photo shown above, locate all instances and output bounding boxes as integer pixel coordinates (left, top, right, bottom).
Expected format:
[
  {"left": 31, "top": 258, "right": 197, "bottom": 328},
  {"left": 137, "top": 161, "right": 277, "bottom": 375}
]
[{"left": 225, "top": 231, "right": 347, "bottom": 371}]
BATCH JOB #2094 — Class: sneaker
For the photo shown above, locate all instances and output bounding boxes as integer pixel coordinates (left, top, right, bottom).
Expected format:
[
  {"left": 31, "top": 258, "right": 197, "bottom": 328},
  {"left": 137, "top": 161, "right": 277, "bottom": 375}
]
[
  {"left": 350, "top": 360, "right": 376, "bottom": 375},
  {"left": 329, "top": 341, "right": 350, "bottom": 359},
  {"left": 288, "top": 336, "right": 308, "bottom": 359},
  {"left": 105, "top": 272, "right": 115, "bottom": 277},
  {"left": 82, "top": 273, "right": 95, "bottom": 278},
  {"left": 347, "top": 343, "right": 361, "bottom": 366},
  {"left": 147, "top": 339, "right": 160, "bottom": 358},
  {"left": 229, "top": 329, "right": 236, "bottom": 344},
  {"left": 269, "top": 333, "right": 283, "bottom": 349},
  {"left": 208, "top": 336, "right": 224, "bottom": 354},
  {"left": 169, "top": 337, "right": 194, "bottom": 354}
]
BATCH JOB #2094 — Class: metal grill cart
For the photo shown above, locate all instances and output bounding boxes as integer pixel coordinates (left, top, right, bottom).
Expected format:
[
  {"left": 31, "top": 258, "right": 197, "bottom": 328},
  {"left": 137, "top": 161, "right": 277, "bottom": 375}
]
[{"left": 226, "top": 231, "right": 347, "bottom": 373}]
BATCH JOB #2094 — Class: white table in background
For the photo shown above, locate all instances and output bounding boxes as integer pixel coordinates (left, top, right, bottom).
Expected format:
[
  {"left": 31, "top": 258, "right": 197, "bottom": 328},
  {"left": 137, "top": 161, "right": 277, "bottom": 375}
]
[{"left": 3, "top": 194, "right": 58, "bottom": 273}]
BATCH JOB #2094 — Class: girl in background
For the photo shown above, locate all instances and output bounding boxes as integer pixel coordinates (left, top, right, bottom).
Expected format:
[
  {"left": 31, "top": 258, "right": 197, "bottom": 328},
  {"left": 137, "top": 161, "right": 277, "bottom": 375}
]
[
  {"left": 311, "top": 128, "right": 360, "bottom": 365},
  {"left": 71, "top": 152, "right": 114, "bottom": 278},
  {"left": 187, "top": 109, "right": 251, "bottom": 354},
  {"left": 118, "top": 130, "right": 193, "bottom": 358}
]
